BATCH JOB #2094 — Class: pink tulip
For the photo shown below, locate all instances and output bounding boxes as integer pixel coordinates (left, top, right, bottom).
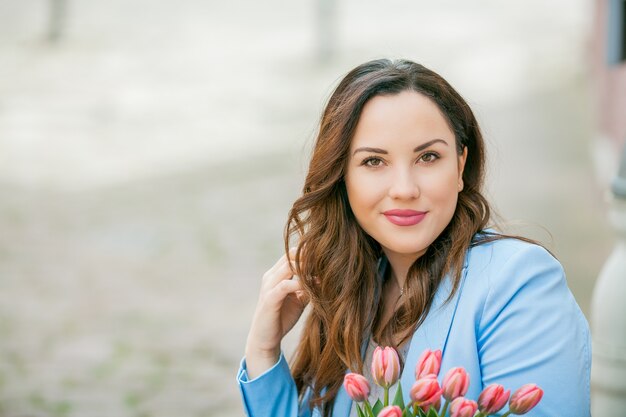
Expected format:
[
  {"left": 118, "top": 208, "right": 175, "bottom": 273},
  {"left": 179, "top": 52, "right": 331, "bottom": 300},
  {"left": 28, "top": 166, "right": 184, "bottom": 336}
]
[
  {"left": 371, "top": 346, "right": 401, "bottom": 388},
  {"left": 477, "top": 383, "right": 510, "bottom": 414},
  {"left": 415, "top": 349, "right": 442, "bottom": 379},
  {"left": 343, "top": 373, "right": 370, "bottom": 402},
  {"left": 419, "top": 397, "right": 441, "bottom": 414},
  {"left": 449, "top": 397, "right": 478, "bottom": 417},
  {"left": 377, "top": 405, "right": 403, "bottom": 417},
  {"left": 410, "top": 374, "right": 442, "bottom": 407},
  {"left": 509, "top": 384, "right": 543, "bottom": 414},
  {"left": 442, "top": 367, "right": 470, "bottom": 401}
]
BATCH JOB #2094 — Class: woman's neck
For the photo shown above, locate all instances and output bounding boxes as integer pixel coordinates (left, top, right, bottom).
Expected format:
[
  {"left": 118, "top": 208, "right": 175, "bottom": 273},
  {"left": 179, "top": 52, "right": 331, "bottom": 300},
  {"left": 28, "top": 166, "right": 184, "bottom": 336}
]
[{"left": 383, "top": 249, "right": 424, "bottom": 289}]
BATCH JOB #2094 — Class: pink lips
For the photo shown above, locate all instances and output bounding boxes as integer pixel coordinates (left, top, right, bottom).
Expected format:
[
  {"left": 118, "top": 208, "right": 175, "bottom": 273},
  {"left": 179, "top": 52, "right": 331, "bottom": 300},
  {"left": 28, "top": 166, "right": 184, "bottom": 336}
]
[{"left": 383, "top": 209, "right": 427, "bottom": 226}]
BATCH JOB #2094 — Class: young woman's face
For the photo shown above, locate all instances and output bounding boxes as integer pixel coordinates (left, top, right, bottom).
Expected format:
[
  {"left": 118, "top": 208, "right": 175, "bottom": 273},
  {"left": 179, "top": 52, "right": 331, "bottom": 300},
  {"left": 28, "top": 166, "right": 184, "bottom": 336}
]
[{"left": 345, "top": 91, "right": 467, "bottom": 262}]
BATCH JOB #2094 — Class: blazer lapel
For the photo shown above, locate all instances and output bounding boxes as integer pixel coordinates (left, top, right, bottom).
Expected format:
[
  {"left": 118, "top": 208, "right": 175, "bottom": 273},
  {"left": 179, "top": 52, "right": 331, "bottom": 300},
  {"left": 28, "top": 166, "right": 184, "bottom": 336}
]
[
  {"left": 331, "top": 256, "right": 469, "bottom": 416},
  {"left": 400, "top": 262, "right": 469, "bottom": 402}
]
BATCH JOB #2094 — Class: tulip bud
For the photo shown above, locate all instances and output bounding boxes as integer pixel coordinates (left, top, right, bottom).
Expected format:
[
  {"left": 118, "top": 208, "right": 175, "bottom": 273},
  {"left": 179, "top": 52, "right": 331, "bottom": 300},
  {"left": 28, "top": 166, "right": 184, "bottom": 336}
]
[
  {"left": 415, "top": 349, "right": 442, "bottom": 379},
  {"left": 477, "top": 383, "right": 510, "bottom": 414},
  {"left": 343, "top": 373, "right": 370, "bottom": 402},
  {"left": 509, "top": 384, "right": 543, "bottom": 414},
  {"left": 377, "top": 405, "right": 403, "bottom": 417},
  {"left": 419, "top": 396, "right": 441, "bottom": 414},
  {"left": 449, "top": 397, "right": 478, "bottom": 417},
  {"left": 442, "top": 367, "right": 470, "bottom": 401},
  {"left": 410, "top": 374, "right": 442, "bottom": 408},
  {"left": 371, "top": 346, "right": 401, "bottom": 388}
]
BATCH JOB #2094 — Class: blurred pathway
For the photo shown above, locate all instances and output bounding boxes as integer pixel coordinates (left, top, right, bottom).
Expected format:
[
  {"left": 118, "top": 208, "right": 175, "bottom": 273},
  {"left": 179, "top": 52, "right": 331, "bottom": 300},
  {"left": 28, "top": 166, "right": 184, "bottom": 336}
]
[{"left": 0, "top": 1, "right": 612, "bottom": 416}]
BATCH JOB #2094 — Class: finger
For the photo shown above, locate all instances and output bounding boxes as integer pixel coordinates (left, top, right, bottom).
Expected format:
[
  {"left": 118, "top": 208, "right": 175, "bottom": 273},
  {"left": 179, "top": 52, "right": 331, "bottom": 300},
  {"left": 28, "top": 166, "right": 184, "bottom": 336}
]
[
  {"left": 266, "top": 249, "right": 289, "bottom": 273},
  {"left": 266, "top": 278, "right": 303, "bottom": 306},
  {"left": 267, "top": 260, "right": 299, "bottom": 287},
  {"left": 263, "top": 250, "right": 299, "bottom": 287}
]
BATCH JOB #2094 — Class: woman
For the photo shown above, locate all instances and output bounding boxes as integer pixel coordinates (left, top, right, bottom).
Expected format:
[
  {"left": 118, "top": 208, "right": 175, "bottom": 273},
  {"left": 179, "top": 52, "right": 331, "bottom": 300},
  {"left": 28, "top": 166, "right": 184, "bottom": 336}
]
[{"left": 236, "top": 59, "right": 591, "bottom": 417}]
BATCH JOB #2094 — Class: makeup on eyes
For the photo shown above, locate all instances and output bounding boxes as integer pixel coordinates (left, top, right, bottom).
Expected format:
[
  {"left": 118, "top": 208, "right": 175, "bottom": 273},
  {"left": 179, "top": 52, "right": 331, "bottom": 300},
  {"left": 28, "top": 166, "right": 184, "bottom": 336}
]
[{"left": 358, "top": 151, "right": 441, "bottom": 167}]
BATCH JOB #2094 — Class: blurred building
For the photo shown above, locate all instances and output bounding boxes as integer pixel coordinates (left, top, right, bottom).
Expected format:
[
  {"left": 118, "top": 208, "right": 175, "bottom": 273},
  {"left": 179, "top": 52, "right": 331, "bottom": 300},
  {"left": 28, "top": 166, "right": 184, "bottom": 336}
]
[
  {"left": 592, "top": 0, "right": 626, "bottom": 184},
  {"left": 590, "top": 1, "right": 626, "bottom": 415}
]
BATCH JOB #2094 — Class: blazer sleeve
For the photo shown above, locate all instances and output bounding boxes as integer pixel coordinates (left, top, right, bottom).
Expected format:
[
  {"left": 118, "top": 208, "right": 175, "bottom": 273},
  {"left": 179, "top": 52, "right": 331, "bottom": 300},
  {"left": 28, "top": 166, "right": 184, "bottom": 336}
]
[
  {"left": 476, "top": 243, "right": 591, "bottom": 417},
  {"left": 237, "top": 352, "right": 312, "bottom": 417}
]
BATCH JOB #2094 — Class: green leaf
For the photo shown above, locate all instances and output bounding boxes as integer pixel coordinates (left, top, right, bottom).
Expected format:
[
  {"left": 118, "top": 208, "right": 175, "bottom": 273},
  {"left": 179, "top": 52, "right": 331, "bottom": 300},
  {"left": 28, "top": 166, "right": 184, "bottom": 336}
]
[
  {"left": 417, "top": 407, "right": 427, "bottom": 417},
  {"left": 356, "top": 404, "right": 365, "bottom": 417},
  {"left": 392, "top": 381, "right": 405, "bottom": 408},
  {"left": 426, "top": 407, "right": 438, "bottom": 417},
  {"left": 364, "top": 401, "right": 375, "bottom": 417},
  {"left": 372, "top": 399, "right": 383, "bottom": 416}
]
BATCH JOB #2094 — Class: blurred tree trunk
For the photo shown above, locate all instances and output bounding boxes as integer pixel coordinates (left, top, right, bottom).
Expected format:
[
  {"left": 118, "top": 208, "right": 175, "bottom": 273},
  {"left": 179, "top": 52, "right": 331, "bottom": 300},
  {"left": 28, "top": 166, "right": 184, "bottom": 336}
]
[
  {"left": 316, "top": 0, "right": 336, "bottom": 63},
  {"left": 48, "top": 0, "right": 67, "bottom": 42}
]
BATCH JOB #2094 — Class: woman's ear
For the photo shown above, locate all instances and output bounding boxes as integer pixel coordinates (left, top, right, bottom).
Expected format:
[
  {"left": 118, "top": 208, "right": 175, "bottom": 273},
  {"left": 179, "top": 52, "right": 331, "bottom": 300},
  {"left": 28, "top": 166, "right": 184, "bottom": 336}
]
[{"left": 458, "top": 146, "right": 468, "bottom": 191}]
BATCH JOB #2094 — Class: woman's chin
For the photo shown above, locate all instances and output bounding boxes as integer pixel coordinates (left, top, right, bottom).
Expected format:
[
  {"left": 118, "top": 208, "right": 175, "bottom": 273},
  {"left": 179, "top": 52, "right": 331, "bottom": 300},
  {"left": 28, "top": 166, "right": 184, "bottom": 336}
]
[{"left": 381, "top": 244, "right": 429, "bottom": 259}]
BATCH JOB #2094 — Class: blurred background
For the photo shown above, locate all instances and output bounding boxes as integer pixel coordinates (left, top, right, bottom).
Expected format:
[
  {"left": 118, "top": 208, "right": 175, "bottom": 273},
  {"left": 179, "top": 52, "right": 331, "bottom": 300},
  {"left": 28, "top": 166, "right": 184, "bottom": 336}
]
[{"left": 0, "top": 0, "right": 622, "bottom": 416}]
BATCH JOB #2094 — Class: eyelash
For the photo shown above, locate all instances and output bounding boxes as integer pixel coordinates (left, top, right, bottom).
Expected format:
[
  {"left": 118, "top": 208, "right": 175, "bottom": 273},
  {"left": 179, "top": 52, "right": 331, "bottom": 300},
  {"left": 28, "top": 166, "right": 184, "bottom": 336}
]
[
  {"left": 360, "top": 151, "right": 441, "bottom": 167},
  {"left": 420, "top": 151, "right": 440, "bottom": 163},
  {"left": 361, "top": 156, "right": 384, "bottom": 167}
]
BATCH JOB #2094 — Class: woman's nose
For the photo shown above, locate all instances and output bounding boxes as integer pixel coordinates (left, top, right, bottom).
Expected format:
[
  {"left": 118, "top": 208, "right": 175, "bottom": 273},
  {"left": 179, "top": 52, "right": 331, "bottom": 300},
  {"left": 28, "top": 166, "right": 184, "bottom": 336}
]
[{"left": 387, "top": 168, "right": 420, "bottom": 200}]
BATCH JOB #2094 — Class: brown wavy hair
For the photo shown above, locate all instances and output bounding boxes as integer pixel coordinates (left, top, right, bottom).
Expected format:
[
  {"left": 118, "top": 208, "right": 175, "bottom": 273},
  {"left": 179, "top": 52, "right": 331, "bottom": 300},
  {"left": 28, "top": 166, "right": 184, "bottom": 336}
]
[{"left": 284, "top": 58, "right": 530, "bottom": 416}]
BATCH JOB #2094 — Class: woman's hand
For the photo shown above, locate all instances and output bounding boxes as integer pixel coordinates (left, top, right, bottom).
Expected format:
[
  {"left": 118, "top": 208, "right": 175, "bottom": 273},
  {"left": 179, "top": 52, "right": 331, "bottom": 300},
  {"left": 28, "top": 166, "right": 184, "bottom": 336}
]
[{"left": 245, "top": 247, "right": 309, "bottom": 379}]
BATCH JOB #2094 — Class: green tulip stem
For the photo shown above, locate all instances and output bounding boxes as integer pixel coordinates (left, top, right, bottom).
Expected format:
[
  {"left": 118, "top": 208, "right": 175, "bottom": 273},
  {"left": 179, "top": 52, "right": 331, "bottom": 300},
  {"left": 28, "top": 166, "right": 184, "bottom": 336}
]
[
  {"left": 384, "top": 386, "right": 389, "bottom": 407},
  {"left": 441, "top": 399, "right": 450, "bottom": 417}
]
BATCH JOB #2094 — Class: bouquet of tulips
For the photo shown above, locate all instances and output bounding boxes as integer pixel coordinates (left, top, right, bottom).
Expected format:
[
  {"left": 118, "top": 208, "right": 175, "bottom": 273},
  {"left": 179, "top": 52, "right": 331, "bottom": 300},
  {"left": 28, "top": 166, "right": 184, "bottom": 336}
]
[{"left": 343, "top": 347, "right": 543, "bottom": 417}]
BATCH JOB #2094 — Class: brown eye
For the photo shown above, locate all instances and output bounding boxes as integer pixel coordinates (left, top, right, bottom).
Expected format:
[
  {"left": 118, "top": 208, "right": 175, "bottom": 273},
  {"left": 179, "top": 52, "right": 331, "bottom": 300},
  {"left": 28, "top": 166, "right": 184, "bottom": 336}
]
[
  {"left": 420, "top": 152, "right": 439, "bottom": 163},
  {"left": 363, "top": 157, "right": 383, "bottom": 167}
]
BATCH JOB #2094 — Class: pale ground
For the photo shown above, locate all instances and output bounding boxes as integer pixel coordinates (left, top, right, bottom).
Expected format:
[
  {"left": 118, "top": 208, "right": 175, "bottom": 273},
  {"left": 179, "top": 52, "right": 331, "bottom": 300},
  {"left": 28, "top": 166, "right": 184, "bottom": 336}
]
[{"left": 0, "top": 1, "right": 615, "bottom": 416}]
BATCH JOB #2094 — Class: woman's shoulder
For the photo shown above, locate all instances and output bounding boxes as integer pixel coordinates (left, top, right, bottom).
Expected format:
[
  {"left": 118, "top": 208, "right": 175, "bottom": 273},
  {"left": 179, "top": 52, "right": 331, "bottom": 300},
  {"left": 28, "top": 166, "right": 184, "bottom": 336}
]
[
  {"left": 462, "top": 230, "right": 565, "bottom": 298},
  {"left": 466, "top": 229, "right": 560, "bottom": 273},
  {"left": 459, "top": 230, "right": 575, "bottom": 323}
]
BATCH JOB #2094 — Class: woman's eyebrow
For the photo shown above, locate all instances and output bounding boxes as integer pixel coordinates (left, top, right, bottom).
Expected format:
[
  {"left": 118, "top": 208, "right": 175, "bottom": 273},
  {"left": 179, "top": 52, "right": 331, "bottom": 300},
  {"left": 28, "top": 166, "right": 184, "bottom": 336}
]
[
  {"left": 414, "top": 138, "right": 448, "bottom": 152},
  {"left": 352, "top": 138, "right": 448, "bottom": 157},
  {"left": 352, "top": 147, "right": 387, "bottom": 156}
]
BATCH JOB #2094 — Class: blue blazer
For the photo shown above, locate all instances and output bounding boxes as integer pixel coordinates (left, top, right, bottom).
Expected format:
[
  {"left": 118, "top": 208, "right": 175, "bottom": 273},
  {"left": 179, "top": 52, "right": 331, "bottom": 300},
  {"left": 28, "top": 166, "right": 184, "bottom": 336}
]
[{"left": 237, "top": 237, "right": 591, "bottom": 416}]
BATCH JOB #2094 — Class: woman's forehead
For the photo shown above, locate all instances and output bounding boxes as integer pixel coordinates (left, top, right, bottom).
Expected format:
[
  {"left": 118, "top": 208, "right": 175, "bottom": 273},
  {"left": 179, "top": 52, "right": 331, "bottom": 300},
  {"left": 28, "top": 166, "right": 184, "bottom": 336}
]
[{"left": 351, "top": 91, "right": 455, "bottom": 149}]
